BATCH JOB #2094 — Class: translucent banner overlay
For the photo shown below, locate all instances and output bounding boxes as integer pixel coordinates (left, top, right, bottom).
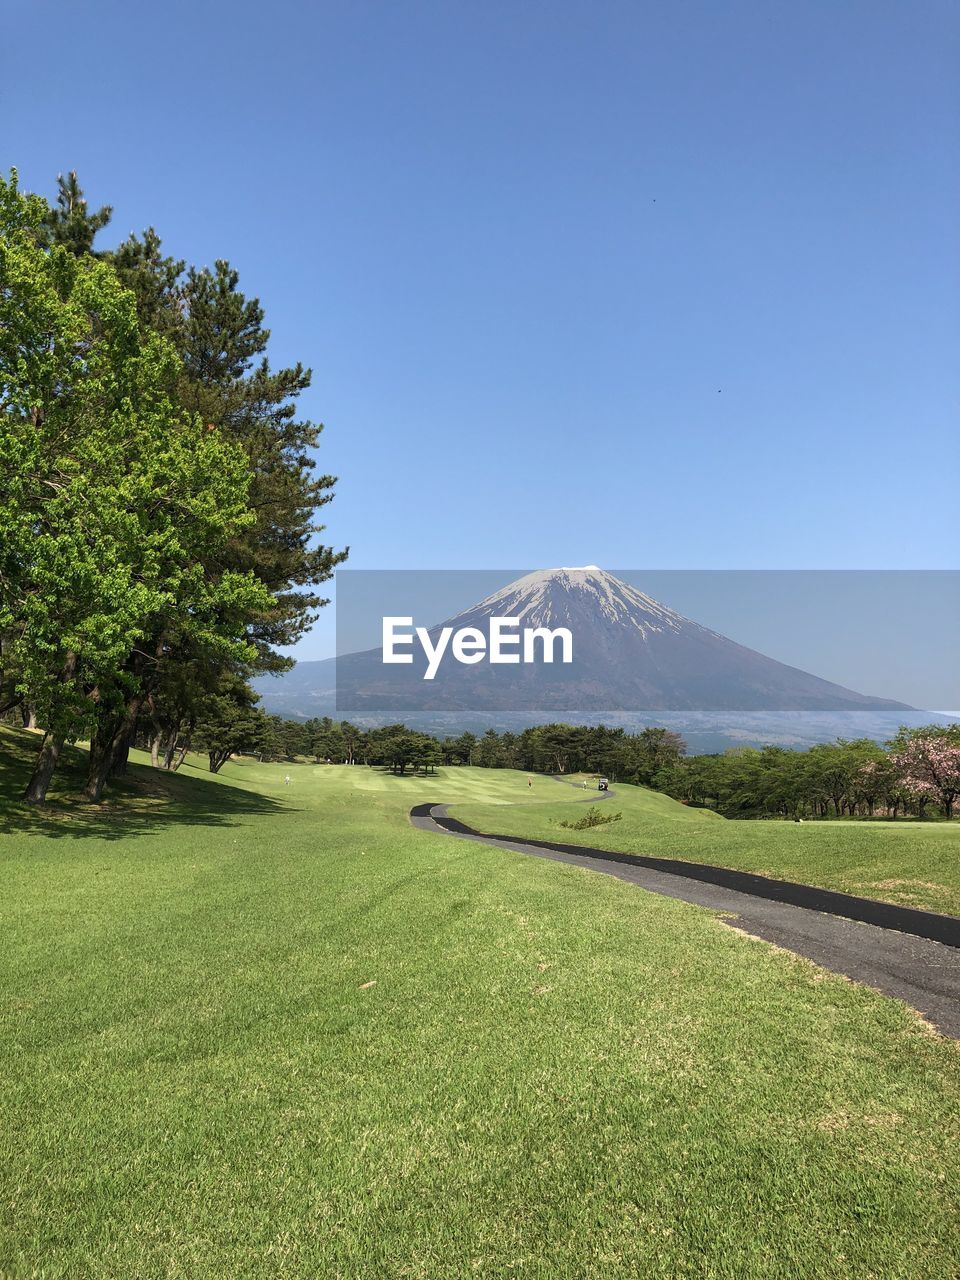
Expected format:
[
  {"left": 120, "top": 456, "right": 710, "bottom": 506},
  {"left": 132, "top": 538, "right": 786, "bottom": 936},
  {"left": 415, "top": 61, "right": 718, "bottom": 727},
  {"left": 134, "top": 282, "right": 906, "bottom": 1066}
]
[{"left": 332, "top": 568, "right": 959, "bottom": 743}]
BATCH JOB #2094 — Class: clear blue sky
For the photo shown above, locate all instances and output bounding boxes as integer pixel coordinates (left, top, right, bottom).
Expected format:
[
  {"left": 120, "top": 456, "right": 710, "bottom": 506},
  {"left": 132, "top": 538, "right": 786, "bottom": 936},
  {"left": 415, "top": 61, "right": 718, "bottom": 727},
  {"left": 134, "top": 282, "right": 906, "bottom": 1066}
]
[{"left": 5, "top": 0, "right": 958, "bottom": 665}]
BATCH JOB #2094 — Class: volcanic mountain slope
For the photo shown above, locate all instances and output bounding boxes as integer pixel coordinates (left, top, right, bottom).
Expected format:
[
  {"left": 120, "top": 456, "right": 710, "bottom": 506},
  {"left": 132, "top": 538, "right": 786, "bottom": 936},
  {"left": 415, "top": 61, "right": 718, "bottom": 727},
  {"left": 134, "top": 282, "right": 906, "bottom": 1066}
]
[{"left": 325, "top": 566, "right": 913, "bottom": 716}]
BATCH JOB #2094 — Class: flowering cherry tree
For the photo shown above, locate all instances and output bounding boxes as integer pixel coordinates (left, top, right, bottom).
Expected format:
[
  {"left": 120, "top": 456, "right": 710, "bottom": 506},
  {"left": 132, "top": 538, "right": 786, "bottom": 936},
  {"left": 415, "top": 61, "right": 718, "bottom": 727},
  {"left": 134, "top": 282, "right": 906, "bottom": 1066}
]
[
  {"left": 854, "top": 756, "right": 900, "bottom": 817},
  {"left": 891, "top": 732, "right": 960, "bottom": 819}
]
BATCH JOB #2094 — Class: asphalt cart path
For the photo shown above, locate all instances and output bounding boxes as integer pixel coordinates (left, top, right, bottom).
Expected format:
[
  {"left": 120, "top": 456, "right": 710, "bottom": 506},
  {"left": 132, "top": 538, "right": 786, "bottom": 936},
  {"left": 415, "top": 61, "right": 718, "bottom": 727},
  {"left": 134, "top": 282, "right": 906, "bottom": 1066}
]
[{"left": 410, "top": 801, "right": 960, "bottom": 1038}]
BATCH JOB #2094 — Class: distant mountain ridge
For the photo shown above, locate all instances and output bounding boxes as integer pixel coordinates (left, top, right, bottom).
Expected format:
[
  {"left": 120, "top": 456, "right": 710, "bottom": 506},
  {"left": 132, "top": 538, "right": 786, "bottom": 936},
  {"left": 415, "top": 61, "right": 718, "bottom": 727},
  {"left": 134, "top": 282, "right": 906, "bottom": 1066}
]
[{"left": 252, "top": 567, "right": 929, "bottom": 748}]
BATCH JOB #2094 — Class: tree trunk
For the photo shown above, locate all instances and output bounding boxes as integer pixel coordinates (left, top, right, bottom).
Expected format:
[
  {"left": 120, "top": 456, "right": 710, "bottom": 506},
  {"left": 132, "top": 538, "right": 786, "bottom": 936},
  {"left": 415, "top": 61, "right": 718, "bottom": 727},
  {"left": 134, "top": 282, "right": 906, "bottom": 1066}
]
[
  {"left": 110, "top": 731, "right": 132, "bottom": 777},
  {"left": 21, "top": 652, "right": 77, "bottom": 802},
  {"left": 83, "top": 726, "right": 114, "bottom": 803},
  {"left": 22, "top": 731, "right": 65, "bottom": 804},
  {"left": 145, "top": 694, "right": 163, "bottom": 769},
  {"left": 83, "top": 699, "right": 142, "bottom": 802},
  {"left": 20, "top": 704, "right": 38, "bottom": 731}
]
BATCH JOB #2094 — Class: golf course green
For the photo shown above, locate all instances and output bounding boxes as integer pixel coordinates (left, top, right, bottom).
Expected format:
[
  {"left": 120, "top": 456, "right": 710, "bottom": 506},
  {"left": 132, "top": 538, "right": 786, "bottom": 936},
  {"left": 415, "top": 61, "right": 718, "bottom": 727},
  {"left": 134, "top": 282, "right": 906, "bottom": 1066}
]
[{"left": 2, "top": 727, "right": 959, "bottom": 1278}]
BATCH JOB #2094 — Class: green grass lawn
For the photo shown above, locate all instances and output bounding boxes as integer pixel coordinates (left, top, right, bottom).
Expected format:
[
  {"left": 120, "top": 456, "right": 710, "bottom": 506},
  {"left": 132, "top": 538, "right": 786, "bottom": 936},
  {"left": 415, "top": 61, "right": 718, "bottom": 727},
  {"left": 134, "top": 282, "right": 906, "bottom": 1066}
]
[
  {"left": 2, "top": 727, "right": 960, "bottom": 1279},
  {"left": 453, "top": 775, "right": 960, "bottom": 917}
]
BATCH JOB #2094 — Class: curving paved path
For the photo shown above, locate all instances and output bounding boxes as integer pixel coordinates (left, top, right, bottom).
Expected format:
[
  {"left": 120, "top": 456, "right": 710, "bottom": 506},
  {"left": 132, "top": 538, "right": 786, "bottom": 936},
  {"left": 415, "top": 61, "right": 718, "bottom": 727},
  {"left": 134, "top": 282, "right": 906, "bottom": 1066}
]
[{"left": 410, "top": 801, "right": 960, "bottom": 1038}]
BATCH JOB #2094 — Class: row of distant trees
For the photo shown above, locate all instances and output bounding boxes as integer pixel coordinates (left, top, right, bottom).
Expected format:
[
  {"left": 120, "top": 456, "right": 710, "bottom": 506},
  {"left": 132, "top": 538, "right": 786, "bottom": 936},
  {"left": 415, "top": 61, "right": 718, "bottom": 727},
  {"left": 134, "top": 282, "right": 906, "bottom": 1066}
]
[
  {"left": 101, "top": 715, "right": 685, "bottom": 781},
  {"left": 72, "top": 714, "right": 680, "bottom": 782},
  {"left": 656, "top": 728, "right": 960, "bottom": 820},
  {"left": 293, "top": 719, "right": 689, "bottom": 782},
  {"left": 0, "top": 170, "right": 343, "bottom": 804}
]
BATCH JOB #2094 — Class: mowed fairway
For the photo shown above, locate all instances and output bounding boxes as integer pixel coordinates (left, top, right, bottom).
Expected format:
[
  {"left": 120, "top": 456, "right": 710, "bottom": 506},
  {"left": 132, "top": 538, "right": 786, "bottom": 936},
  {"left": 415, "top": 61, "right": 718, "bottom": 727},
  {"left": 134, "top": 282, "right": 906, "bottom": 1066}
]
[
  {"left": 454, "top": 777, "right": 960, "bottom": 917},
  {"left": 2, "top": 731, "right": 960, "bottom": 1279}
]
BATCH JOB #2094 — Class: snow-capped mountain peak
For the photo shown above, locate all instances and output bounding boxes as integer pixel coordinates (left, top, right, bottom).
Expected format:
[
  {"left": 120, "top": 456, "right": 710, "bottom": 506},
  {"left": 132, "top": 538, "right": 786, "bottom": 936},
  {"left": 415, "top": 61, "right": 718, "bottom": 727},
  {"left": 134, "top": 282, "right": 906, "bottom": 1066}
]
[{"left": 461, "top": 566, "right": 689, "bottom": 638}]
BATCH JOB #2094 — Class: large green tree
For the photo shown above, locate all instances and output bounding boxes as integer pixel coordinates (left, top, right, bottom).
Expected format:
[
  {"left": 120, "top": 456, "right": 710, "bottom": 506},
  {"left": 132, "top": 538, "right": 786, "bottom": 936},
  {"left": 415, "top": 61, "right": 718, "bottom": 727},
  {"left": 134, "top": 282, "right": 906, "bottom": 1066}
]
[
  {"left": 21, "top": 170, "right": 346, "bottom": 799},
  {"left": 1, "top": 171, "right": 272, "bottom": 802}
]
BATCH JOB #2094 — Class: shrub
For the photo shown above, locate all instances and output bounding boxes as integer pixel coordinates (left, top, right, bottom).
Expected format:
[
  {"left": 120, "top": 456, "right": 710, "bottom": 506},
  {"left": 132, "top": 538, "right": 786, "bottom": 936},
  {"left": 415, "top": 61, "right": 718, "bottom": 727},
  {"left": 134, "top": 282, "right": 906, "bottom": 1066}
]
[{"left": 559, "top": 806, "right": 623, "bottom": 831}]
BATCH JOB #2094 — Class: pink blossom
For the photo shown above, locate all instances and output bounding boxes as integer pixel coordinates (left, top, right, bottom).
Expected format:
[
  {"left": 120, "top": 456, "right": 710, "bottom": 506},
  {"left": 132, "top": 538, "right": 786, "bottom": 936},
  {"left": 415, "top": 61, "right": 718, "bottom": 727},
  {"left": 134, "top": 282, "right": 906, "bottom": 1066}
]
[{"left": 891, "top": 735, "right": 960, "bottom": 818}]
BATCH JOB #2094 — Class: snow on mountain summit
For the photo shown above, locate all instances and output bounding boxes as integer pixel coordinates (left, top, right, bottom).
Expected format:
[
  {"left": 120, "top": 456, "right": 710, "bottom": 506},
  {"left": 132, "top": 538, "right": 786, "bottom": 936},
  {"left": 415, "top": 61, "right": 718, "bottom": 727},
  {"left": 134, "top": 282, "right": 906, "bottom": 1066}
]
[{"left": 457, "top": 566, "right": 689, "bottom": 638}]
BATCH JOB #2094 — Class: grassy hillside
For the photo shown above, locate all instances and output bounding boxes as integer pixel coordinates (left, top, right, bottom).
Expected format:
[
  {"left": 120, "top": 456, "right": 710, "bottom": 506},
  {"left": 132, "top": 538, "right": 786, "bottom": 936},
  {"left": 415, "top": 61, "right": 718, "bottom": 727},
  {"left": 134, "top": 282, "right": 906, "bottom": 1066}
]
[
  {"left": 2, "top": 727, "right": 960, "bottom": 1279},
  {"left": 453, "top": 776, "right": 960, "bottom": 917}
]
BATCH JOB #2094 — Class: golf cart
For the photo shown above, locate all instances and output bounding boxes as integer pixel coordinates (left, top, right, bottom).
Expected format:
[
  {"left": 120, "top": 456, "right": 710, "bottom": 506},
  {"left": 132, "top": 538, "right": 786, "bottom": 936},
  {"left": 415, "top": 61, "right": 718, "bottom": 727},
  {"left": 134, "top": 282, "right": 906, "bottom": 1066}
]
[{"left": 597, "top": 777, "right": 609, "bottom": 791}]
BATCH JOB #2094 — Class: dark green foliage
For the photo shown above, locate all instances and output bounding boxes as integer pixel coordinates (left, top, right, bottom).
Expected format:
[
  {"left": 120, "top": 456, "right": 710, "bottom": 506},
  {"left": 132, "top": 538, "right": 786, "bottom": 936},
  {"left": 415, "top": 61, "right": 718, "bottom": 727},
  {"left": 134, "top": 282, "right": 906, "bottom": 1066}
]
[
  {"left": 365, "top": 724, "right": 441, "bottom": 775},
  {"left": 192, "top": 676, "right": 266, "bottom": 773},
  {"left": 272, "top": 717, "right": 311, "bottom": 761},
  {"left": 632, "top": 727, "right": 686, "bottom": 784},
  {"left": 306, "top": 717, "right": 347, "bottom": 763},
  {"left": 42, "top": 171, "right": 112, "bottom": 256},
  {"left": 109, "top": 229, "right": 185, "bottom": 339},
  {"left": 441, "top": 731, "right": 477, "bottom": 765}
]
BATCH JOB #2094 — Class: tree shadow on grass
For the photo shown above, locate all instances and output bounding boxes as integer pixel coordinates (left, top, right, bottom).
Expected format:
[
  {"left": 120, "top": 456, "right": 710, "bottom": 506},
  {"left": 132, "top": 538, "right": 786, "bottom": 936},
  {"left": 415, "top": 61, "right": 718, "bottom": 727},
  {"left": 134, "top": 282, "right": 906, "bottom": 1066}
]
[{"left": 0, "top": 732, "right": 290, "bottom": 842}]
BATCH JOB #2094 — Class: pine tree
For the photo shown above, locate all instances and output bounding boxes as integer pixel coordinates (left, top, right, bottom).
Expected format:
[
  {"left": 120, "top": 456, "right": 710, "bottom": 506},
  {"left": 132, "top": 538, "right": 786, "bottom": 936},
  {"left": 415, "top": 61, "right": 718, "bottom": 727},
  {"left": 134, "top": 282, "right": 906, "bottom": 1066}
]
[
  {"left": 43, "top": 171, "right": 112, "bottom": 256},
  {"left": 192, "top": 675, "right": 266, "bottom": 773}
]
